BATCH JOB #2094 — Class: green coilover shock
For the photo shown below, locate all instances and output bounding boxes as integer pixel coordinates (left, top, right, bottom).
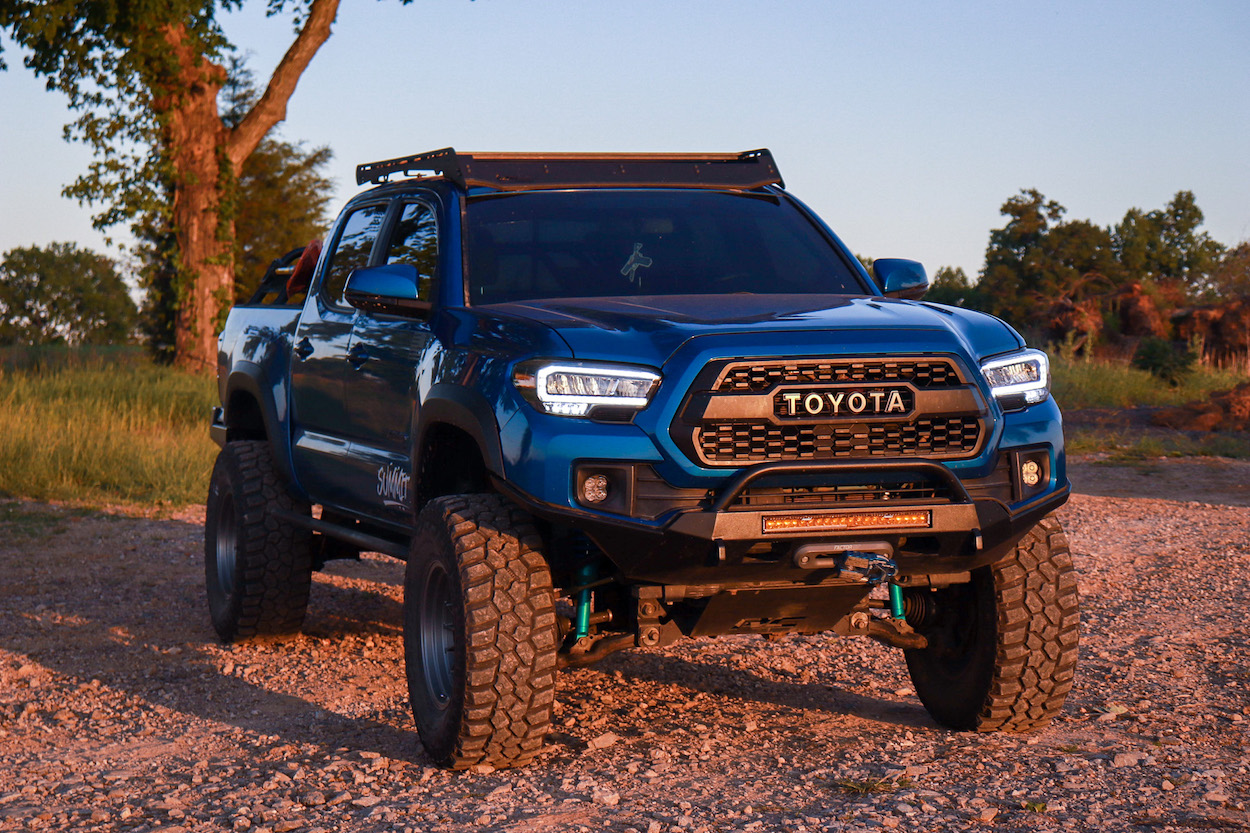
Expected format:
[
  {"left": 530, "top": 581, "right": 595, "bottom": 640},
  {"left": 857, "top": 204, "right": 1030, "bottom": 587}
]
[
  {"left": 888, "top": 582, "right": 906, "bottom": 621},
  {"left": 574, "top": 559, "right": 597, "bottom": 639}
]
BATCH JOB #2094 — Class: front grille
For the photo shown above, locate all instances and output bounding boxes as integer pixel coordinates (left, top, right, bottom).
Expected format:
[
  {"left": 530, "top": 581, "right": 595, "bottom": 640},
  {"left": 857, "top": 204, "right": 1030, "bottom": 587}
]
[
  {"left": 698, "top": 417, "right": 982, "bottom": 463},
  {"left": 717, "top": 359, "right": 960, "bottom": 392},
  {"left": 674, "top": 356, "right": 987, "bottom": 467}
]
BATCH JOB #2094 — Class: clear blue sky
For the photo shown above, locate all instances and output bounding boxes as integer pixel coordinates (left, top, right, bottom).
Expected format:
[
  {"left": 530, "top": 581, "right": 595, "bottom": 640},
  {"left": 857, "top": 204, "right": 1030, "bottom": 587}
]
[{"left": 2, "top": 0, "right": 1248, "bottom": 280}]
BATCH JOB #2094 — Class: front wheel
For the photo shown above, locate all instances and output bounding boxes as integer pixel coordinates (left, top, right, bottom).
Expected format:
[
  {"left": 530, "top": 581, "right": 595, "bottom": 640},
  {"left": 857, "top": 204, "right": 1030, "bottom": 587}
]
[
  {"left": 904, "top": 514, "right": 1080, "bottom": 731},
  {"left": 404, "top": 494, "right": 558, "bottom": 769}
]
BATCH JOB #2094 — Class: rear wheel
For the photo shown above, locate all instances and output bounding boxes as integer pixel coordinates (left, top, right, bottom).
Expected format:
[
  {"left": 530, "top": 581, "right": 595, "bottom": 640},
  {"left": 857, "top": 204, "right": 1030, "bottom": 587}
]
[
  {"left": 204, "top": 441, "right": 313, "bottom": 642},
  {"left": 904, "top": 514, "right": 1079, "bottom": 731},
  {"left": 404, "top": 494, "right": 558, "bottom": 769}
]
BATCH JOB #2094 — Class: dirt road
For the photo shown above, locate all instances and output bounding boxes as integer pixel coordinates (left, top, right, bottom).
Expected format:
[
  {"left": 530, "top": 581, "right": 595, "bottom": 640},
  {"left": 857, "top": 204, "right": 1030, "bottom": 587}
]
[{"left": 1, "top": 458, "right": 1248, "bottom": 832}]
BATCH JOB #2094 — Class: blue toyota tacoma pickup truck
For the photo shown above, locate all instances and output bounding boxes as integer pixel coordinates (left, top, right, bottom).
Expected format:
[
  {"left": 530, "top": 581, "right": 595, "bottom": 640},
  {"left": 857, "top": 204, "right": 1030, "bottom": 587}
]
[{"left": 206, "top": 148, "right": 1079, "bottom": 769}]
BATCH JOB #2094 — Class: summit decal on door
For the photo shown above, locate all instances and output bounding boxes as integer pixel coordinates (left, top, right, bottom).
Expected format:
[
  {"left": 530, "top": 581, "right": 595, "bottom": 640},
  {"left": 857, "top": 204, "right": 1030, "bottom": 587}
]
[{"left": 376, "top": 463, "right": 411, "bottom": 508}]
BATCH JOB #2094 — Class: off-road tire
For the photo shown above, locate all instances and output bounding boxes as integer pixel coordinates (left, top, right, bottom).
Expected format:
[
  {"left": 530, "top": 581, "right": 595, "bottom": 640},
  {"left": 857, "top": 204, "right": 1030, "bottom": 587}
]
[
  {"left": 204, "top": 441, "right": 314, "bottom": 642},
  {"left": 904, "top": 514, "right": 1079, "bottom": 731},
  {"left": 404, "top": 494, "right": 558, "bottom": 770}
]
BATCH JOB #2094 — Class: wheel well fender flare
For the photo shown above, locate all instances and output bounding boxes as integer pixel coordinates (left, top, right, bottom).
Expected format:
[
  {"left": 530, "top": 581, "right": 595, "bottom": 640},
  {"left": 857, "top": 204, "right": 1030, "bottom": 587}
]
[
  {"left": 416, "top": 383, "right": 505, "bottom": 478},
  {"left": 223, "top": 364, "right": 299, "bottom": 491}
]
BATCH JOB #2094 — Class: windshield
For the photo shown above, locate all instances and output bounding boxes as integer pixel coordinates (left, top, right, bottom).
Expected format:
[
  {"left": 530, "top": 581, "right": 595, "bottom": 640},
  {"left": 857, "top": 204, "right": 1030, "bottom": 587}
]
[{"left": 464, "top": 190, "right": 867, "bottom": 304}]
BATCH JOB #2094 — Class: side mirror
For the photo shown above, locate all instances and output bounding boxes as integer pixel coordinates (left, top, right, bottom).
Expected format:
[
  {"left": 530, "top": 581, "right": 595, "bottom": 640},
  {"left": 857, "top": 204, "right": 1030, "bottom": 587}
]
[
  {"left": 875, "top": 259, "right": 929, "bottom": 301},
  {"left": 344, "top": 264, "right": 431, "bottom": 316}
]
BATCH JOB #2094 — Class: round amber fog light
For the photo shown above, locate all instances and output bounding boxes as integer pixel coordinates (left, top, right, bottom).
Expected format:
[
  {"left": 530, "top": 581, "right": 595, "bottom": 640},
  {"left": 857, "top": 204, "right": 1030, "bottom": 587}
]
[
  {"left": 582, "top": 474, "right": 610, "bottom": 504},
  {"left": 1021, "top": 460, "right": 1041, "bottom": 487}
]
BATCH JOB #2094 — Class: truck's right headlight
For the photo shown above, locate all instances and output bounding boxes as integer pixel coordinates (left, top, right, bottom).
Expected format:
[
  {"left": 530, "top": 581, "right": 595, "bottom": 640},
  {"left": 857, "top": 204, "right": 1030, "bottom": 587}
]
[
  {"left": 513, "top": 360, "right": 661, "bottom": 417},
  {"left": 980, "top": 348, "right": 1050, "bottom": 411}
]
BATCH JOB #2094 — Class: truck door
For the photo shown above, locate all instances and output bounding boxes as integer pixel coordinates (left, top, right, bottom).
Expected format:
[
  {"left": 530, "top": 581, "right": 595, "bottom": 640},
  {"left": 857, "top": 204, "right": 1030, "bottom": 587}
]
[
  {"left": 338, "top": 199, "right": 441, "bottom": 525},
  {"left": 289, "top": 201, "right": 388, "bottom": 506}
]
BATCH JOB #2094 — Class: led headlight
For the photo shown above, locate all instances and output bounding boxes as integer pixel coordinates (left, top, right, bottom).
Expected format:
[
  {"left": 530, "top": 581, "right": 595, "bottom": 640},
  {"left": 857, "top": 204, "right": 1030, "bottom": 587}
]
[
  {"left": 980, "top": 348, "right": 1050, "bottom": 411},
  {"left": 513, "top": 361, "right": 661, "bottom": 417}
]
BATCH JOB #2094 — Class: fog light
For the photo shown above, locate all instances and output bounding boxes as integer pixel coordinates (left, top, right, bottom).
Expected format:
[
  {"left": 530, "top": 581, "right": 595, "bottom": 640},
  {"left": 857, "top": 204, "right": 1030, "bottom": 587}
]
[
  {"left": 582, "top": 474, "right": 610, "bottom": 504},
  {"left": 1014, "top": 449, "right": 1051, "bottom": 500}
]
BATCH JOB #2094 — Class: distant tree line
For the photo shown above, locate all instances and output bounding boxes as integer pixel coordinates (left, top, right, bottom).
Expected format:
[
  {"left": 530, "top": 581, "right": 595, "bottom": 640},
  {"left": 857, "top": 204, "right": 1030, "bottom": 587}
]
[
  {"left": 0, "top": 243, "right": 136, "bottom": 347},
  {"left": 922, "top": 189, "right": 1249, "bottom": 359}
]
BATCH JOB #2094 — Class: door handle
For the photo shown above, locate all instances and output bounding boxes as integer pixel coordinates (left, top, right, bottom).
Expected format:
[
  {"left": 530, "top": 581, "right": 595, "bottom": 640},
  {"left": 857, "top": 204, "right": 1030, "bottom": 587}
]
[
  {"left": 294, "top": 338, "right": 314, "bottom": 360},
  {"left": 348, "top": 342, "right": 370, "bottom": 368}
]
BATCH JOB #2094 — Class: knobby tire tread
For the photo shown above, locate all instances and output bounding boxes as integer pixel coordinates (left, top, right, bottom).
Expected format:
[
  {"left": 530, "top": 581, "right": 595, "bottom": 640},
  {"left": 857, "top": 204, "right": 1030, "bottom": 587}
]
[
  {"left": 905, "top": 513, "right": 1080, "bottom": 732},
  {"left": 413, "top": 494, "right": 557, "bottom": 770},
  {"left": 976, "top": 514, "right": 1080, "bottom": 731},
  {"left": 206, "top": 441, "right": 313, "bottom": 642}
]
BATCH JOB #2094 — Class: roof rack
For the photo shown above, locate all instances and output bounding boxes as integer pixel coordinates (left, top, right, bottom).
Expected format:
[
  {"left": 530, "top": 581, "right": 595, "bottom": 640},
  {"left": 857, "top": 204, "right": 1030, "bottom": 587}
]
[{"left": 354, "top": 148, "right": 783, "bottom": 191}]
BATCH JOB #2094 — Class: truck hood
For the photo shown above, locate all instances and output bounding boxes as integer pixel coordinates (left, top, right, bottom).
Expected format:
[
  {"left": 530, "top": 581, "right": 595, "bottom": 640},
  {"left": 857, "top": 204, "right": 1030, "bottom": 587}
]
[{"left": 490, "top": 294, "right": 1024, "bottom": 367}]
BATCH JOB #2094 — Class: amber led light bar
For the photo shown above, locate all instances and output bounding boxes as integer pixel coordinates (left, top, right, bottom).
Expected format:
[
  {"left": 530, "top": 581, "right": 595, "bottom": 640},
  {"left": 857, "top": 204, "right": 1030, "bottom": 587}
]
[{"left": 762, "top": 510, "right": 932, "bottom": 534}]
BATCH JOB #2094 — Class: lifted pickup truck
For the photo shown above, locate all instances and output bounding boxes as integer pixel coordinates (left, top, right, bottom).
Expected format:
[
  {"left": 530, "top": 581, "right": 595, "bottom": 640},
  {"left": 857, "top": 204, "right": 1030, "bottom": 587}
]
[{"left": 207, "top": 148, "right": 1079, "bottom": 770}]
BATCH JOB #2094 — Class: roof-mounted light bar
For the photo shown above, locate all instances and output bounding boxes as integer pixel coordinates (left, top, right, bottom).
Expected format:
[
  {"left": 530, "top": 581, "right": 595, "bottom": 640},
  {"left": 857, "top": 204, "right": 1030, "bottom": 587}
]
[{"left": 355, "top": 148, "right": 783, "bottom": 191}]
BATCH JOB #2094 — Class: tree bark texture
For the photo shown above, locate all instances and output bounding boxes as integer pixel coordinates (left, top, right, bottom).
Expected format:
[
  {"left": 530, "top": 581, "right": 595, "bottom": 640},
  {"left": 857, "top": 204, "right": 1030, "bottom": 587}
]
[
  {"left": 161, "top": 23, "right": 230, "bottom": 372},
  {"left": 160, "top": 0, "right": 341, "bottom": 371}
]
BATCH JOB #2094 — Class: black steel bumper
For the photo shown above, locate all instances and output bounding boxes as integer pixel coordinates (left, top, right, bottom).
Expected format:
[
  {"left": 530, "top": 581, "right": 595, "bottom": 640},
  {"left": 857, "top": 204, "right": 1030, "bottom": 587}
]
[{"left": 496, "top": 457, "right": 1069, "bottom": 585}]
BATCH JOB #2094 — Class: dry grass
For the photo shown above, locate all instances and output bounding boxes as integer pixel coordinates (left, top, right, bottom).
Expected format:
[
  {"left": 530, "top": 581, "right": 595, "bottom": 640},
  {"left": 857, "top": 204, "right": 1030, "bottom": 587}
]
[{"left": 0, "top": 353, "right": 217, "bottom": 506}]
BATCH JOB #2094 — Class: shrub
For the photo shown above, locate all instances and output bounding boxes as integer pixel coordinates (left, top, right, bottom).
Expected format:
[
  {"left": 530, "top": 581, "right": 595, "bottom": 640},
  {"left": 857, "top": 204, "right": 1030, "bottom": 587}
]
[{"left": 1131, "top": 338, "right": 1196, "bottom": 386}]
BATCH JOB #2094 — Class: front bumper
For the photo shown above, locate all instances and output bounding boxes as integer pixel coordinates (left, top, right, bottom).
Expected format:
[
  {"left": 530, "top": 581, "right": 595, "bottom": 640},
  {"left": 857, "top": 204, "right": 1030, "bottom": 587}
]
[{"left": 496, "top": 454, "right": 1070, "bottom": 585}]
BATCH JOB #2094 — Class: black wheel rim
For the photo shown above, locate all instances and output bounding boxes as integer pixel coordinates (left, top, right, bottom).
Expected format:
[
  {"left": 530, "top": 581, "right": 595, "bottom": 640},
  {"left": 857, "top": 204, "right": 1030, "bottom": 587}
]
[
  {"left": 928, "top": 583, "right": 980, "bottom": 672},
  {"left": 215, "top": 491, "right": 238, "bottom": 594},
  {"left": 420, "top": 563, "right": 456, "bottom": 709}
]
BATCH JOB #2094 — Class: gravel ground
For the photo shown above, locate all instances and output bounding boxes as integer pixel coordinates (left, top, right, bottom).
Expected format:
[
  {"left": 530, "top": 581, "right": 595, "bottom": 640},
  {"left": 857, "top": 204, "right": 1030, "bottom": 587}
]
[{"left": 1, "top": 457, "right": 1248, "bottom": 832}]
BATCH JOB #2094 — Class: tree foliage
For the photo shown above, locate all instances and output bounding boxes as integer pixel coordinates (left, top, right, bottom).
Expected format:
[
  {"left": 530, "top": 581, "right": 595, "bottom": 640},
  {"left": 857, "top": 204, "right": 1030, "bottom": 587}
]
[
  {"left": 0, "top": 0, "right": 350, "bottom": 371},
  {"left": 926, "top": 266, "right": 982, "bottom": 308},
  {"left": 0, "top": 243, "right": 137, "bottom": 345},
  {"left": 1209, "top": 242, "right": 1250, "bottom": 299},
  {"left": 1111, "top": 192, "right": 1226, "bottom": 299},
  {"left": 221, "top": 62, "right": 333, "bottom": 301},
  {"left": 977, "top": 189, "right": 1118, "bottom": 324},
  {"left": 975, "top": 188, "right": 1229, "bottom": 334}
]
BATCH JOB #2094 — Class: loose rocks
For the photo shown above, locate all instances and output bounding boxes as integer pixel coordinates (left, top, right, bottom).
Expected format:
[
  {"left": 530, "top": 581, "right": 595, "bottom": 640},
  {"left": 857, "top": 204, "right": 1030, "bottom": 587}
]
[{"left": 1, "top": 462, "right": 1248, "bottom": 831}]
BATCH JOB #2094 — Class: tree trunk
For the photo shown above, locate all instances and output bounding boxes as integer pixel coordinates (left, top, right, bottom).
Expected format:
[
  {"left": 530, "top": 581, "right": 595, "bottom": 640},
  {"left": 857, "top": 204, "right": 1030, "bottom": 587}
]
[
  {"left": 159, "top": 23, "right": 231, "bottom": 373},
  {"left": 169, "top": 116, "right": 234, "bottom": 373},
  {"left": 159, "top": 0, "right": 340, "bottom": 372}
]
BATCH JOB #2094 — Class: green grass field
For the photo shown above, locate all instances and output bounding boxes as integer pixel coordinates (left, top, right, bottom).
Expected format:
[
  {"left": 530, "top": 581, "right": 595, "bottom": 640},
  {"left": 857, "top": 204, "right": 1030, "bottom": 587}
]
[
  {"left": 0, "top": 349, "right": 218, "bottom": 506},
  {"left": 1050, "top": 355, "right": 1247, "bottom": 410},
  {"left": 1051, "top": 354, "right": 1250, "bottom": 459}
]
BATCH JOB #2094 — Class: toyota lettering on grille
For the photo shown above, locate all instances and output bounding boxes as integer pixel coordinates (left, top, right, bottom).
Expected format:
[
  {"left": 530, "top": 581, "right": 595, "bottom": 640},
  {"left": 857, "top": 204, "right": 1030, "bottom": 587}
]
[{"left": 773, "top": 387, "right": 914, "bottom": 419}]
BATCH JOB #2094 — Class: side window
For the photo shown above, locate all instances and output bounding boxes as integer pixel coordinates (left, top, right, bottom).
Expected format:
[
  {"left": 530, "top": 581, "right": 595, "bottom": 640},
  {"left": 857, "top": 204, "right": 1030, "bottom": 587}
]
[
  {"left": 384, "top": 202, "right": 438, "bottom": 302},
  {"left": 322, "top": 203, "right": 387, "bottom": 305}
]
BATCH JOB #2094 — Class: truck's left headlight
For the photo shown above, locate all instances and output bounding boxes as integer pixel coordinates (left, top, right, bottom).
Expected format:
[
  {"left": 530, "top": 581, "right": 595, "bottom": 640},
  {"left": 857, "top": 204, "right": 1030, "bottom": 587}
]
[
  {"left": 980, "top": 348, "right": 1050, "bottom": 411},
  {"left": 513, "top": 361, "right": 661, "bottom": 417}
]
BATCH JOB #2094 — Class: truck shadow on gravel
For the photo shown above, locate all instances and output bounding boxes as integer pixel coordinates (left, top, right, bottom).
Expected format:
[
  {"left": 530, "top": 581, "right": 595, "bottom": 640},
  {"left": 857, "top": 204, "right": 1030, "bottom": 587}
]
[
  {"left": 598, "top": 651, "right": 935, "bottom": 730},
  {"left": 4, "top": 503, "right": 931, "bottom": 771}
]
